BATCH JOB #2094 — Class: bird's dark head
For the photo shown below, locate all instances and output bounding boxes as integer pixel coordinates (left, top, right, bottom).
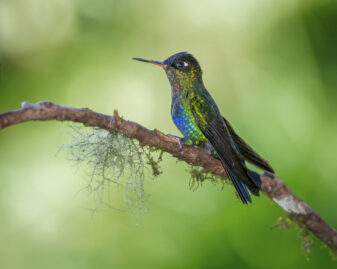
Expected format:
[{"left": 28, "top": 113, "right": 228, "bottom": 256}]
[{"left": 133, "top": 52, "right": 203, "bottom": 92}]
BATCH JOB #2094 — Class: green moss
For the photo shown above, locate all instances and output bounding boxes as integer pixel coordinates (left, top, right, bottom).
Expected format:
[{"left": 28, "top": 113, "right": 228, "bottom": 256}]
[
  {"left": 297, "top": 226, "right": 313, "bottom": 260},
  {"left": 328, "top": 248, "right": 337, "bottom": 260},
  {"left": 188, "top": 166, "right": 224, "bottom": 191},
  {"left": 144, "top": 146, "right": 164, "bottom": 177},
  {"left": 271, "top": 214, "right": 293, "bottom": 230},
  {"left": 271, "top": 214, "right": 315, "bottom": 259}
]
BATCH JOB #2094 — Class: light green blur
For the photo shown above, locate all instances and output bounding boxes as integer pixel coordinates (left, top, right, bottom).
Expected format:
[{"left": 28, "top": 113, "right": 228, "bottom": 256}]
[{"left": 0, "top": 0, "right": 336, "bottom": 268}]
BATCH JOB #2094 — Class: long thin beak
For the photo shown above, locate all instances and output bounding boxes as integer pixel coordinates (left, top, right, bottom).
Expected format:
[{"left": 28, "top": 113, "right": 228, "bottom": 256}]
[{"left": 133, "top": 57, "right": 167, "bottom": 68}]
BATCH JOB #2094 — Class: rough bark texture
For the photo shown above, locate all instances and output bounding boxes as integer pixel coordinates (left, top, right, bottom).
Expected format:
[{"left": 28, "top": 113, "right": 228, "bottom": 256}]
[{"left": 1, "top": 101, "right": 336, "bottom": 253}]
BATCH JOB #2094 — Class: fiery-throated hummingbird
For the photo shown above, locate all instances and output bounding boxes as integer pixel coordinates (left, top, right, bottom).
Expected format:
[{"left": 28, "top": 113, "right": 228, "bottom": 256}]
[{"left": 133, "top": 52, "right": 274, "bottom": 204}]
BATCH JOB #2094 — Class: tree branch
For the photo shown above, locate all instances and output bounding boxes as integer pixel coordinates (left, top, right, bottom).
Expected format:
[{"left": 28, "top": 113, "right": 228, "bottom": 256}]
[{"left": 1, "top": 101, "right": 336, "bottom": 254}]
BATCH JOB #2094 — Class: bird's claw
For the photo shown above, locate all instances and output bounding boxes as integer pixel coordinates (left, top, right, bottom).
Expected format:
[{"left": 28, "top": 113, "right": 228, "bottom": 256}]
[{"left": 167, "top": 134, "right": 183, "bottom": 152}]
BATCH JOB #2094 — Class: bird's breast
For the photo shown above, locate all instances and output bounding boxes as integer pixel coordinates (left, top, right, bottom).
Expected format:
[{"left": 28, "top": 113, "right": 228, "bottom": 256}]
[{"left": 171, "top": 98, "right": 206, "bottom": 143}]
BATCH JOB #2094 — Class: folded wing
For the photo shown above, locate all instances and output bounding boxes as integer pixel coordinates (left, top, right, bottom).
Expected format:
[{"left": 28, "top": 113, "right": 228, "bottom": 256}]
[
  {"left": 223, "top": 118, "right": 274, "bottom": 173},
  {"left": 189, "top": 91, "right": 261, "bottom": 204}
]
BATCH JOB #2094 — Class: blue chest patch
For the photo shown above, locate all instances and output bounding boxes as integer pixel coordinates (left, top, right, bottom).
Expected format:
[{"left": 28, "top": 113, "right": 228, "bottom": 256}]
[{"left": 172, "top": 103, "right": 205, "bottom": 142}]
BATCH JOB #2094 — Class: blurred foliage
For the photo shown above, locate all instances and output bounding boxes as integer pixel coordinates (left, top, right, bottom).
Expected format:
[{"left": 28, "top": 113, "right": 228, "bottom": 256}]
[{"left": 0, "top": 0, "right": 337, "bottom": 268}]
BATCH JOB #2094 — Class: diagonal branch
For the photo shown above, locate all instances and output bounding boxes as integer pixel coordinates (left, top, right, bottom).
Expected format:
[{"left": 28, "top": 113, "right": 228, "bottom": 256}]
[{"left": 0, "top": 101, "right": 336, "bottom": 254}]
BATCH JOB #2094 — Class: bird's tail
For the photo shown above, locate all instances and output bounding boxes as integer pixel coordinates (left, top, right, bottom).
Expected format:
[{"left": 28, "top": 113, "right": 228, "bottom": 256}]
[
  {"left": 247, "top": 169, "right": 262, "bottom": 196},
  {"left": 227, "top": 169, "right": 252, "bottom": 204},
  {"left": 229, "top": 169, "right": 262, "bottom": 204}
]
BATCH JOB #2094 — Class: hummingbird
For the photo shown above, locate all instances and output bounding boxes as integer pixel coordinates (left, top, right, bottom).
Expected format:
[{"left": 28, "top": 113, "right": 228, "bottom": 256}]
[{"left": 133, "top": 52, "right": 274, "bottom": 204}]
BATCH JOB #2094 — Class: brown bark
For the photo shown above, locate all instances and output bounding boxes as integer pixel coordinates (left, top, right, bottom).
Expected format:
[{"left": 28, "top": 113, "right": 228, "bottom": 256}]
[{"left": 0, "top": 101, "right": 336, "bottom": 253}]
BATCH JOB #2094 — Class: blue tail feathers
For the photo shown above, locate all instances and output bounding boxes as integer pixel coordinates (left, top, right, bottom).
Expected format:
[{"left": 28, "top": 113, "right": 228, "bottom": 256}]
[
  {"left": 227, "top": 169, "right": 252, "bottom": 204},
  {"left": 228, "top": 169, "right": 262, "bottom": 204},
  {"left": 246, "top": 170, "right": 262, "bottom": 196},
  {"left": 248, "top": 170, "right": 262, "bottom": 188}
]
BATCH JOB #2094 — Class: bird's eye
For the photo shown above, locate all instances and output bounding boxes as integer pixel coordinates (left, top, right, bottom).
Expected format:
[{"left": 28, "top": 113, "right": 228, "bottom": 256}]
[{"left": 174, "top": 61, "right": 189, "bottom": 70}]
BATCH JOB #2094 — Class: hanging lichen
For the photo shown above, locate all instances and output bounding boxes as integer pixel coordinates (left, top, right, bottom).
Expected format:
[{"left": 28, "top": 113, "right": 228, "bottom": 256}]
[{"left": 65, "top": 125, "right": 146, "bottom": 215}]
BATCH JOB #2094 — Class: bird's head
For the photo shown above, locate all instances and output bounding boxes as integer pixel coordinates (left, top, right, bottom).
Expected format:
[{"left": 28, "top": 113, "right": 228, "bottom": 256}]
[{"left": 133, "top": 52, "right": 203, "bottom": 92}]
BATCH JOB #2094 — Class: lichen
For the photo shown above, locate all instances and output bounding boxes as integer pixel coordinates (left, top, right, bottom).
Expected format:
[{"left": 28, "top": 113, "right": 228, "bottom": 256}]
[
  {"left": 273, "top": 196, "right": 307, "bottom": 214},
  {"left": 64, "top": 125, "right": 146, "bottom": 215}
]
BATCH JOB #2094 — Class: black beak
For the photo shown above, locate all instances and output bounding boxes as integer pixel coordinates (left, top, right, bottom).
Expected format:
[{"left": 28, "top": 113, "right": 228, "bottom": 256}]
[{"left": 133, "top": 57, "right": 167, "bottom": 68}]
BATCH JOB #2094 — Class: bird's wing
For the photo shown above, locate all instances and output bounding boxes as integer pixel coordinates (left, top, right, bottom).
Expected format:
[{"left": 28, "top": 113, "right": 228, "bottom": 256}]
[
  {"left": 223, "top": 118, "right": 274, "bottom": 173},
  {"left": 189, "top": 91, "right": 261, "bottom": 203}
]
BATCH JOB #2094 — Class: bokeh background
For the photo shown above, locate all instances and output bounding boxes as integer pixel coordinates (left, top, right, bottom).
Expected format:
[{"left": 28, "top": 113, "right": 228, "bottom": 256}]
[{"left": 0, "top": 0, "right": 337, "bottom": 268}]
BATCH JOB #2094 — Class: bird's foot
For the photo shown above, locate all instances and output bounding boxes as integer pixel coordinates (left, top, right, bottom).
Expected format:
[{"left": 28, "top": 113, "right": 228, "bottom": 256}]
[
  {"left": 202, "top": 141, "right": 217, "bottom": 156},
  {"left": 166, "top": 134, "right": 191, "bottom": 152}
]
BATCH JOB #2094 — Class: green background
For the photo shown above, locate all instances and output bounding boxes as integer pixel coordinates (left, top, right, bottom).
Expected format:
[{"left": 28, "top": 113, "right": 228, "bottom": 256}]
[{"left": 0, "top": 0, "right": 336, "bottom": 268}]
